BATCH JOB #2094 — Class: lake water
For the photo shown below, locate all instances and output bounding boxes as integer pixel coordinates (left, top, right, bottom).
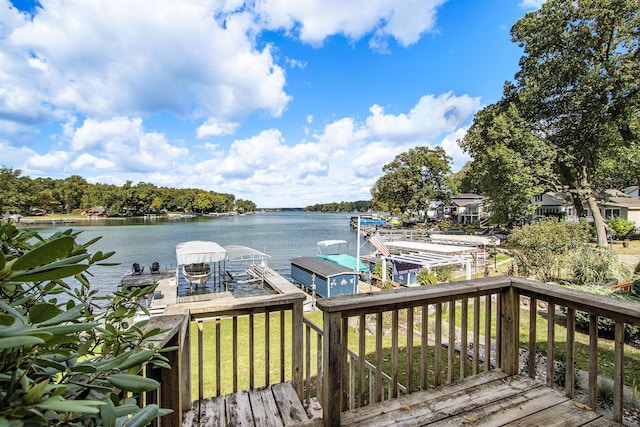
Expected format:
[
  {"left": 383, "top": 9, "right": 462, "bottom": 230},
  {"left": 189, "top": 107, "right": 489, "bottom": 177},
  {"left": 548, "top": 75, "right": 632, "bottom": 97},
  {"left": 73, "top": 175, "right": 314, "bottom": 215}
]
[{"left": 28, "top": 211, "right": 373, "bottom": 296}]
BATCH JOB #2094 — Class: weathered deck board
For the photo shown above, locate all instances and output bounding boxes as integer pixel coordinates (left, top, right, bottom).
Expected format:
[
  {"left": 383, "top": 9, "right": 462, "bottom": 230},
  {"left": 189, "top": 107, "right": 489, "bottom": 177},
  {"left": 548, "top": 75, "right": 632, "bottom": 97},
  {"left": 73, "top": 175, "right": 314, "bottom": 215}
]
[
  {"left": 501, "top": 399, "right": 605, "bottom": 426},
  {"left": 225, "top": 390, "right": 253, "bottom": 426},
  {"left": 182, "top": 374, "right": 621, "bottom": 426},
  {"left": 340, "top": 373, "right": 620, "bottom": 427},
  {"left": 182, "top": 381, "right": 312, "bottom": 426},
  {"left": 428, "top": 385, "right": 558, "bottom": 426},
  {"left": 272, "top": 382, "right": 309, "bottom": 424},
  {"left": 248, "top": 387, "right": 282, "bottom": 427},
  {"left": 187, "top": 395, "right": 225, "bottom": 427}
]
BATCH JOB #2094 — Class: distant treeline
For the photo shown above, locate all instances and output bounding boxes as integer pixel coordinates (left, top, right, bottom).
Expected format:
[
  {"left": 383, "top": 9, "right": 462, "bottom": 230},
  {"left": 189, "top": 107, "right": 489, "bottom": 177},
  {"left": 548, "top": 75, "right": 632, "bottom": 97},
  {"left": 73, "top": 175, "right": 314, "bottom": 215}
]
[
  {"left": 304, "top": 200, "right": 373, "bottom": 212},
  {"left": 0, "top": 167, "right": 256, "bottom": 216}
]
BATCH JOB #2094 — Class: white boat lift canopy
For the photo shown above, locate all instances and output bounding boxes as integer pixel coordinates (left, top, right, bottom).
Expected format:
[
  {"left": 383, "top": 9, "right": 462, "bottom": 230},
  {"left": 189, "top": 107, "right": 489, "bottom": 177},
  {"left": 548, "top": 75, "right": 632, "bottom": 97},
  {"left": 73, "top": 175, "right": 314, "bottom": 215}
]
[
  {"left": 175, "top": 240, "right": 227, "bottom": 264},
  {"left": 224, "top": 245, "right": 271, "bottom": 261}
]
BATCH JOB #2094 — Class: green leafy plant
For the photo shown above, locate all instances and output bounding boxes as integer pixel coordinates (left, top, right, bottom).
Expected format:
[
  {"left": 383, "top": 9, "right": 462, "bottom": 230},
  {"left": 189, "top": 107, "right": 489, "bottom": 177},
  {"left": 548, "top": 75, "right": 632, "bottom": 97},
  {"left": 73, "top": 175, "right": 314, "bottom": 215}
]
[
  {"left": 571, "top": 249, "right": 632, "bottom": 286},
  {"left": 417, "top": 269, "right": 438, "bottom": 286},
  {"left": 507, "top": 218, "right": 590, "bottom": 282},
  {"left": 433, "top": 265, "right": 454, "bottom": 282},
  {"left": 607, "top": 217, "right": 636, "bottom": 240},
  {"left": 0, "top": 223, "right": 171, "bottom": 426}
]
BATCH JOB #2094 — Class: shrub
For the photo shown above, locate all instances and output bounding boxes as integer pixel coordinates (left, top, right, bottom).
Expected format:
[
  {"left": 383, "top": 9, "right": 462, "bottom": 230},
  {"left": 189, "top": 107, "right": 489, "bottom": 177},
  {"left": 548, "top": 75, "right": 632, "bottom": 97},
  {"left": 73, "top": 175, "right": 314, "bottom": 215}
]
[
  {"left": 597, "top": 378, "right": 615, "bottom": 409},
  {"left": 507, "top": 218, "right": 590, "bottom": 282},
  {"left": 433, "top": 265, "right": 454, "bottom": 282},
  {"left": 567, "top": 284, "right": 640, "bottom": 340},
  {"left": 571, "top": 248, "right": 632, "bottom": 286},
  {"left": 607, "top": 217, "right": 636, "bottom": 240},
  {"left": 417, "top": 268, "right": 438, "bottom": 285},
  {"left": 0, "top": 224, "right": 170, "bottom": 425}
]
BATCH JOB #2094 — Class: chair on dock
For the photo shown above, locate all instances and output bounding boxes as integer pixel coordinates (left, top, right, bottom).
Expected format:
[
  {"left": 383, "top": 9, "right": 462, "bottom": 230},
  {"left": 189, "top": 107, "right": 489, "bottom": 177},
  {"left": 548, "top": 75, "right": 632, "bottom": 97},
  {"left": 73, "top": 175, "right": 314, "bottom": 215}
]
[
  {"left": 132, "top": 263, "right": 144, "bottom": 275},
  {"left": 150, "top": 262, "right": 160, "bottom": 274}
]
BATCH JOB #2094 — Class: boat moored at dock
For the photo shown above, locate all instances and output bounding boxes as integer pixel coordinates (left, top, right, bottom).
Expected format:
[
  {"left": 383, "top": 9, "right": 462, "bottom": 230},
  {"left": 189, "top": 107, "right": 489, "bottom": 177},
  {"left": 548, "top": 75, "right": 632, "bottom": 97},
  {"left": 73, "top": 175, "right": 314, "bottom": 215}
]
[
  {"left": 182, "top": 262, "right": 211, "bottom": 286},
  {"left": 176, "top": 240, "right": 226, "bottom": 289}
]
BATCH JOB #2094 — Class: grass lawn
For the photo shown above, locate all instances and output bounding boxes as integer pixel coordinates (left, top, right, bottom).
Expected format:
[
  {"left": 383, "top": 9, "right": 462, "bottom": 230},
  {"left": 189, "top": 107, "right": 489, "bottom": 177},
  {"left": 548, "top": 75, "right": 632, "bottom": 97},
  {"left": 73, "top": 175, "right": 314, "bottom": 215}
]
[{"left": 189, "top": 297, "right": 640, "bottom": 400}]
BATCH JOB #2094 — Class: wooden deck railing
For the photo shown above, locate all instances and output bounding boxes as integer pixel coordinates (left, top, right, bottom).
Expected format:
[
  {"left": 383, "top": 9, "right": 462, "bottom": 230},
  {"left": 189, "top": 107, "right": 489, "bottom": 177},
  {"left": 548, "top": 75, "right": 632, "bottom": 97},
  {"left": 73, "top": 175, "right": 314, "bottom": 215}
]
[
  {"left": 140, "top": 313, "right": 191, "bottom": 427},
  {"left": 314, "top": 276, "right": 640, "bottom": 426},
  {"left": 142, "top": 291, "right": 306, "bottom": 426},
  {"left": 144, "top": 276, "right": 640, "bottom": 426}
]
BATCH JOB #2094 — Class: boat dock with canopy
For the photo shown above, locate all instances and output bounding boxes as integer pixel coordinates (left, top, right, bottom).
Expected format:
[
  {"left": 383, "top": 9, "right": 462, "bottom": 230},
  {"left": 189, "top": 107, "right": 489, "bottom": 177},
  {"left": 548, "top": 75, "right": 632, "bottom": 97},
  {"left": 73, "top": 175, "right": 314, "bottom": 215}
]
[{"left": 175, "top": 241, "right": 271, "bottom": 294}]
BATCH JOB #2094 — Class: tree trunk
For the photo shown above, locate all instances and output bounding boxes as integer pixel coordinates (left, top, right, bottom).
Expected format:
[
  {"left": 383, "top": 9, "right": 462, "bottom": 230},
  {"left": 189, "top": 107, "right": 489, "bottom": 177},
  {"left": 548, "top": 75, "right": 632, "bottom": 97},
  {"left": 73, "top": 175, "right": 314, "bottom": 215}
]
[
  {"left": 586, "top": 195, "right": 608, "bottom": 247},
  {"left": 580, "top": 166, "right": 608, "bottom": 248},
  {"left": 570, "top": 192, "right": 585, "bottom": 218}
]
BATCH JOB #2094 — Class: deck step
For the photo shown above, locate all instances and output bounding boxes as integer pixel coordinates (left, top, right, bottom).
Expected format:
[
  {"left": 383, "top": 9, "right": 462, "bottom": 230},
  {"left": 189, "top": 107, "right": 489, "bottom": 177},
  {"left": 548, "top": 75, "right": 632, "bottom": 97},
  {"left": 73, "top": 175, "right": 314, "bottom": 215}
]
[{"left": 182, "top": 382, "right": 315, "bottom": 426}]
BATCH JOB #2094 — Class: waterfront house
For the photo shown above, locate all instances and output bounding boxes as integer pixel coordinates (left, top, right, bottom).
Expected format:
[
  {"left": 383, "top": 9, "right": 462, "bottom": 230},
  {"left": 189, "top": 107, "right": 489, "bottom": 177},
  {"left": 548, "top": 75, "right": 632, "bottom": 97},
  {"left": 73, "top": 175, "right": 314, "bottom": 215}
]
[
  {"left": 448, "top": 193, "right": 488, "bottom": 225},
  {"left": 531, "top": 191, "right": 578, "bottom": 222},
  {"left": 596, "top": 196, "right": 640, "bottom": 232},
  {"left": 531, "top": 190, "right": 639, "bottom": 232},
  {"left": 79, "top": 206, "right": 108, "bottom": 217}
]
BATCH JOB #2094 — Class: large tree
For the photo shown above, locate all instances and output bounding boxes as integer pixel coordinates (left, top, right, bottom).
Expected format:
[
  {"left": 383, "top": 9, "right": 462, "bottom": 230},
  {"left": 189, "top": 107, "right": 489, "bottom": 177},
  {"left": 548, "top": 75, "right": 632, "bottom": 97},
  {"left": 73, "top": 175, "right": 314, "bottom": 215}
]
[
  {"left": 461, "top": 0, "right": 639, "bottom": 246},
  {"left": 459, "top": 102, "right": 555, "bottom": 226},
  {"left": 0, "top": 167, "right": 32, "bottom": 214},
  {"left": 371, "top": 146, "right": 453, "bottom": 217},
  {"left": 55, "top": 175, "right": 88, "bottom": 212},
  {"left": 511, "top": 0, "right": 639, "bottom": 246}
]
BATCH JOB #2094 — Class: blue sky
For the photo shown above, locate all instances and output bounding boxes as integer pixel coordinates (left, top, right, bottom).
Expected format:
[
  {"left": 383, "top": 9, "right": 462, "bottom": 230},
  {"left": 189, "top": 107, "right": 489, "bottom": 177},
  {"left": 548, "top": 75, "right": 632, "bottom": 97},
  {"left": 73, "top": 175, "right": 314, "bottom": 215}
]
[{"left": 1, "top": 0, "right": 542, "bottom": 208}]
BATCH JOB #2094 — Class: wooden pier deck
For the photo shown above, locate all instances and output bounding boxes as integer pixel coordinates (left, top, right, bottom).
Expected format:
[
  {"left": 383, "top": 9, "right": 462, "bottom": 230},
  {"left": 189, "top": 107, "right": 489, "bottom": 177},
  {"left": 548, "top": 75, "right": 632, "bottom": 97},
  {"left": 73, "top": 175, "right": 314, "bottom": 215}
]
[{"left": 180, "top": 371, "right": 620, "bottom": 426}]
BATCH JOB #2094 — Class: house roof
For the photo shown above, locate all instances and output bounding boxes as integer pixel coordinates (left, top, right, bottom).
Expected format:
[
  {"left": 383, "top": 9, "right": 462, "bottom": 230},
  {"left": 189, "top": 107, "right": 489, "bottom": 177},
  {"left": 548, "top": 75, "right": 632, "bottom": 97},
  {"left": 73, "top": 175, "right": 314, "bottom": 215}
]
[
  {"left": 623, "top": 186, "right": 639, "bottom": 196},
  {"left": 600, "top": 197, "right": 640, "bottom": 209},
  {"left": 290, "top": 256, "right": 356, "bottom": 278},
  {"left": 543, "top": 192, "right": 573, "bottom": 204},
  {"left": 453, "top": 200, "right": 482, "bottom": 207},
  {"left": 605, "top": 189, "right": 627, "bottom": 197},
  {"left": 452, "top": 193, "right": 485, "bottom": 200}
]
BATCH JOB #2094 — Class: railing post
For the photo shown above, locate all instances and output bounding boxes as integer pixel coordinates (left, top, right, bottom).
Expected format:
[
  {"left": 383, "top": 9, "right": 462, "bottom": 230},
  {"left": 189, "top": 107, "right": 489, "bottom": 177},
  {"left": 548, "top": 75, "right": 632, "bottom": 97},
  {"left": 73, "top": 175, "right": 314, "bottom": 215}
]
[
  {"left": 142, "top": 314, "right": 189, "bottom": 427},
  {"left": 160, "top": 331, "right": 181, "bottom": 427},
  {"left": 322, "top": 311, "right": 343, "bottom": 426},
  {"left": 179, "top": 315, "right": 191, "bottom": 419},
  {"left": 291, "top": 300, "right": 304, "bottom": 400},
  {"left": 500, "top": 284, "right": 520, "bottom": 375},
  {"left": 613, "top": 319, "right": 625, "bottom": 422}
]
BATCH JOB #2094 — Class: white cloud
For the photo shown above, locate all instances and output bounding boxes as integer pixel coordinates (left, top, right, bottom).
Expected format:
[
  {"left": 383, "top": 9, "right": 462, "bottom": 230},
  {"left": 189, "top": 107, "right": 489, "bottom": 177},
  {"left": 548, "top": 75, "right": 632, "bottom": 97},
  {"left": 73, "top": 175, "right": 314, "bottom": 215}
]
[
  {"left": 3, "top": 0, "right": 290, "bottom": 136},
  {"left": 440, "top": 127, "right": 471, "bottom": 170},
  {"left": 69, "top": 117, "right": 188, "bottom": 172},
  {"left": 255, "top": 0, "right": 447, "bottom": 47},
  {"left": 71, "top": 153, "right": 116, "bottom": 171},
  {"left": 366, "top": 93, "right": 481, "bottom": 143},
  {"left": 0, "top": 0, "right": 451, "bottom": 146},
  {"left": 183, "top": 92, "right": 478, "bottom": 206},
  {"left": 0, "top": 139, "right": 37, "bottom": 168},
  {"left": 196, "top": 120, "right": 240, "bottom": 138},
  {"left": 26, "top": 150, "right": 70, "bottom": 170},
  {"left": 519, "top": 0, "right": 545, "bottom": 9}
]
